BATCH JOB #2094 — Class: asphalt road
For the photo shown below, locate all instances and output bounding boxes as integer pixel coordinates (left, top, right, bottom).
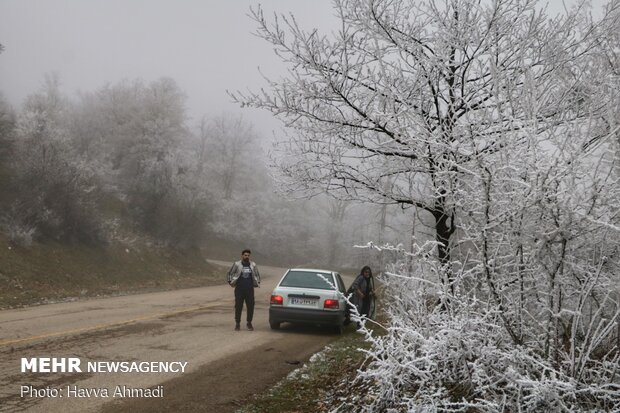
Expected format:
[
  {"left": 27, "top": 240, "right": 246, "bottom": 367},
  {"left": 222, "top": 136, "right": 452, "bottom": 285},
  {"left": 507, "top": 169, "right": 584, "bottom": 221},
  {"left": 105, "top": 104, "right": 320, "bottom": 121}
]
[{"left": 0, "top": 261, "right": 354, "bottom": 412}]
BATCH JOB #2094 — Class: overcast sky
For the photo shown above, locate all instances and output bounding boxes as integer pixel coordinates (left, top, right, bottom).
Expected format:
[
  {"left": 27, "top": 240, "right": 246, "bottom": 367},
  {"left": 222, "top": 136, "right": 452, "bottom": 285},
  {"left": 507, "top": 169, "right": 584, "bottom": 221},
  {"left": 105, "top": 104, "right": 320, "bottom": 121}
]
[
  {"left": 0, "top": 0, "right": 339, "bottom": 135},
  {"left": 0, "top": 0, "right": 608, "bottom": 138}
]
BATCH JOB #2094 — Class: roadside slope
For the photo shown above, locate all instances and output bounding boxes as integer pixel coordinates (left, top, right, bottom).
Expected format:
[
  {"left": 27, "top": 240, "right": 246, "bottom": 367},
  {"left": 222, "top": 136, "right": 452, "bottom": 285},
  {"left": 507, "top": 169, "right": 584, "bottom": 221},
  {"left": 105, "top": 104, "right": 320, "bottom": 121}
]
[{"left": 0, "top": 235, "right": 222, "bottom": 309}]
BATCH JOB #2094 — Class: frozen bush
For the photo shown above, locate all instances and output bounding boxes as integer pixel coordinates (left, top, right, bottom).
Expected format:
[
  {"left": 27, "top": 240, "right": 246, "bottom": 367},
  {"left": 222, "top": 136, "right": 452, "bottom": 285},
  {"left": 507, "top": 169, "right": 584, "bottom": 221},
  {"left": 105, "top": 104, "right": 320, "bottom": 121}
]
[{"left": 335, "top": 249, "right": 619, "bottom": 413}]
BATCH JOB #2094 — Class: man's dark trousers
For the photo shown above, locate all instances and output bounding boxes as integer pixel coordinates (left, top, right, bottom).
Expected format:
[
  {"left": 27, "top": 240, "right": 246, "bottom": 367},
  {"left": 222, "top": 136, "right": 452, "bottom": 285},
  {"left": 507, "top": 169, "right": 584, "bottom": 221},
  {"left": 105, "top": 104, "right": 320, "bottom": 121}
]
[{"left": 234, "top": 286, "right": 255, "bottom": 323}]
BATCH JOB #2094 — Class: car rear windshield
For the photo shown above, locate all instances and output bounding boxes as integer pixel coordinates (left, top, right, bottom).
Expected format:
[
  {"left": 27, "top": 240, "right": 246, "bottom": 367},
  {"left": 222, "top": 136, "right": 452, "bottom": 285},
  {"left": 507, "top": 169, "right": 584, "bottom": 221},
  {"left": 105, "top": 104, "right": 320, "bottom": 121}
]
[{"left": 280, "top": 271, "right": 335, "bottom": 290}]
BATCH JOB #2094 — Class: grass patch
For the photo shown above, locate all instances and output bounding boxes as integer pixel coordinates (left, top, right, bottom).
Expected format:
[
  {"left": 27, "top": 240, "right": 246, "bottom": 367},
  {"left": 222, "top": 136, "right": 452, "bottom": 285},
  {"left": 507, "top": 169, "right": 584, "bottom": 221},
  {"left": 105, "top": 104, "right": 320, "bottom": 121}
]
[
  {"left": 0, "top": 234, "right": 227, "bottom": 309},
  {"left": 237, "top": 327, "right": 373, "bottom": 413}
]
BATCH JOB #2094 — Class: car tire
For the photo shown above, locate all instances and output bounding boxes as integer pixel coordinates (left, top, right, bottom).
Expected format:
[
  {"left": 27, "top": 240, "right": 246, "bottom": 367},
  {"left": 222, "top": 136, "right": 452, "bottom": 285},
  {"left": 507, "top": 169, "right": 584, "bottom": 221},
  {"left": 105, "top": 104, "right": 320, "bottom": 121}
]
[
  {"left": 269, "top": 320, "right": 280, "bottom": 330},
  {"left": 334, "top": 324, "right": 343, "bottom": 335}
]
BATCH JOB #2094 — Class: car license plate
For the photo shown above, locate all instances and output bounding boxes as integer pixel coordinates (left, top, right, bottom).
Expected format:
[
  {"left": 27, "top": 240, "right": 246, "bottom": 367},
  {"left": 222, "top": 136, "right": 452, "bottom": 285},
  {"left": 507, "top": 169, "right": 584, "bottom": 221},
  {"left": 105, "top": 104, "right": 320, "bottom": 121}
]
[{"left": 290, "top": 297, "right": 318, "bottom": 306}]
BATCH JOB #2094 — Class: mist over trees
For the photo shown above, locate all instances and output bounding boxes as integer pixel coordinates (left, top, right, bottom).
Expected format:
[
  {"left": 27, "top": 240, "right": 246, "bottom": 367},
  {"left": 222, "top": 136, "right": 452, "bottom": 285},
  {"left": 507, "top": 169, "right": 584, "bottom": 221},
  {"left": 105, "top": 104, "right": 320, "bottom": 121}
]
[
  {"left": 236, "top": 0, "right": 620, "bottom": 410},
  {"left": 1, "top": 0, "right": 618, "bottom": 408},
  {"left": 0, "top": 75, "right": 408, "bottom": 266}
]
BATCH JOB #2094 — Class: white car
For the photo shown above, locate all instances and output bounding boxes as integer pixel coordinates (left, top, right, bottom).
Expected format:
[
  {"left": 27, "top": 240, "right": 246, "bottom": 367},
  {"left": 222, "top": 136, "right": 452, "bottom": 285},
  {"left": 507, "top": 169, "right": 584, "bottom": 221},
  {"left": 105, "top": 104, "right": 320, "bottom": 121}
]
[{"left": 269, "top": 268, "right": 348, "bottom": 334}]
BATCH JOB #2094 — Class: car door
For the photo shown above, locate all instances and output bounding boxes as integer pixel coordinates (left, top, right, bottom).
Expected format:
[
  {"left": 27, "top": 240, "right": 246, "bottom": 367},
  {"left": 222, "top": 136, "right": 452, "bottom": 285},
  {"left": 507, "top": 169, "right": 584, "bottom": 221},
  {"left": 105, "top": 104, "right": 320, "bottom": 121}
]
[{"left": 335, "top": 273, "right": 347, "bottom": 311}]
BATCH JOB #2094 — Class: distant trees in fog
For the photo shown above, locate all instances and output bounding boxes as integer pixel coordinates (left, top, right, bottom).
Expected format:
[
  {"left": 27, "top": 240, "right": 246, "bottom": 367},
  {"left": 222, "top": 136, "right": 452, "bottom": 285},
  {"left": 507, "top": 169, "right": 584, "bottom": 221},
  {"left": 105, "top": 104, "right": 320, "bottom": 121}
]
[
  {"left": 0, "top": 76, "right": 407, "bottom": 265},
  {"left": 6, "top": 74, "right": 103, "bottom": 245}
]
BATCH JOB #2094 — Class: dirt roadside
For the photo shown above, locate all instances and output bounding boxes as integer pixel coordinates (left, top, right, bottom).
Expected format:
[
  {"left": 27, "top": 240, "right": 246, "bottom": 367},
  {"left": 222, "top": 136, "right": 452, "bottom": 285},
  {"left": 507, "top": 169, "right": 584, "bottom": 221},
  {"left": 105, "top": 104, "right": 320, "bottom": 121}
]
[
  {"left": 1, "top": 261, "right": 353, "bottom": 413},
  {"left": 100, "top": 328, "right": 337, "bottom": 412}
]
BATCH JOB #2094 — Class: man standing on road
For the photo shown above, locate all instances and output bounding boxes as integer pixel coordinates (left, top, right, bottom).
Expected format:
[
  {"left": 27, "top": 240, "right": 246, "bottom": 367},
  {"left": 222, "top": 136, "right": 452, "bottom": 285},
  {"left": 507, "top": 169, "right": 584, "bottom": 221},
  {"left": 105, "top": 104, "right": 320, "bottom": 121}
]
[{"left": 227, "top": 249, "right": 260, "bottom": 331}]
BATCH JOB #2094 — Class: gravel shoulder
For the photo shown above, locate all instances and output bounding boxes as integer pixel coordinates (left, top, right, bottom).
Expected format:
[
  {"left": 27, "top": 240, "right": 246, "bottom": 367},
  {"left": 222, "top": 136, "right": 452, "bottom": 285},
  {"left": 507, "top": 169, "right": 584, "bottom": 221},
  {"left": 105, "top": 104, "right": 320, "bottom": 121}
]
[{"left": 100, "top": 326, "right": 337, "bottom": 412}]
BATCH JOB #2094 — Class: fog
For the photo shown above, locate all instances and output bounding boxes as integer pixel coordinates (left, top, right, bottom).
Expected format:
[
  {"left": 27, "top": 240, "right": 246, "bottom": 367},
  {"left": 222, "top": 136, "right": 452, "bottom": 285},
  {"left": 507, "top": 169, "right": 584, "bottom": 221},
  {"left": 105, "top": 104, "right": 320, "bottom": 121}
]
[
  {"left": 1, "top": 1, "right": 618, "bottom": 410},
  {"left": 0, "top": 1, "right": 419, "bottom": 270},
  {"left": 0, "top": 0, "right": 612, "bottom": 267},
  {"left": 0, "top": 0, "right": 339, "bottom": 136},
  {"left": 0, "top": 0, "right": 606, "bottom": 136}
]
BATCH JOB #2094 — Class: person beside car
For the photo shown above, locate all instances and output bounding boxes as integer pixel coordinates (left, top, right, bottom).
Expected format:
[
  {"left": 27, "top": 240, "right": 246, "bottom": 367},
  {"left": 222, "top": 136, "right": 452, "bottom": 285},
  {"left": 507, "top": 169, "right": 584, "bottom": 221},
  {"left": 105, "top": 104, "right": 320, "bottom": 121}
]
[
  {"left": 227, "top": 249, "right": 260, "bottom": 331},
  {"left": 349, "top": 265, "right": 374, "bottom": 328}
]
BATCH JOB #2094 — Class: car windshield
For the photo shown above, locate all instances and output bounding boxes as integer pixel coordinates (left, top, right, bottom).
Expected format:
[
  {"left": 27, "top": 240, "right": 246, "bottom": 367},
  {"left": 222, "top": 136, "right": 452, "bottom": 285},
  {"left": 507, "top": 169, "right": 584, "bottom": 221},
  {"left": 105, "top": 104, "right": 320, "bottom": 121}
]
[{"left": 280, "top": 271, "right": 335, "bottom": 290}]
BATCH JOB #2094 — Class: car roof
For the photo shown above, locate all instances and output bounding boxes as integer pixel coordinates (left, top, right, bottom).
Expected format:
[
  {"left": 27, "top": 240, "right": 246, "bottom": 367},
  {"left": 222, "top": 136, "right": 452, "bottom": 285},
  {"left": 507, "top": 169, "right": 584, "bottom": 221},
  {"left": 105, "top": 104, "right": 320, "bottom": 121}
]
[{"left": 288, "top": 268, "right": 336, "bottom": 274}]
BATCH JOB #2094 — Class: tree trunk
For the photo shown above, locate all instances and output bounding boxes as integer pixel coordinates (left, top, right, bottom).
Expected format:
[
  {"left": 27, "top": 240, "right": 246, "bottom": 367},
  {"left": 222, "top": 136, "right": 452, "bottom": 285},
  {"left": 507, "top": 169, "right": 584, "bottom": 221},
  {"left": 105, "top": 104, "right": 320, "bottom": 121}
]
[{"left": 433, "top": 195, "right": 455, "bottom": 292}]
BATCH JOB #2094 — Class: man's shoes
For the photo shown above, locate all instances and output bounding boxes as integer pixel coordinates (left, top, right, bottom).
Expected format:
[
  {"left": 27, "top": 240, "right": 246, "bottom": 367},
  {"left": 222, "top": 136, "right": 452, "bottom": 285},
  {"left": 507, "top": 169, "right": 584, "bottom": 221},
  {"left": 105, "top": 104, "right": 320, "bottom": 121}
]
[
  {"left": 247, "top": 322, "right": 254, "bottom": 331},
  {"left": 235, "top": 323, "right": 240, "bottom": 331}
]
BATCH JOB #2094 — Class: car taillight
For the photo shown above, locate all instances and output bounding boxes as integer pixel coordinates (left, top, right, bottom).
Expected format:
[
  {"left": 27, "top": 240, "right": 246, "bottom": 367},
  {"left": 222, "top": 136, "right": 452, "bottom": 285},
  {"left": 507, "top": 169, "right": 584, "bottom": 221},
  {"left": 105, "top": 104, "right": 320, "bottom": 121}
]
[
  {"left": 271, "top": 295, "right": 283, "bottom": 305},
  {"left": 324, "top": 299, "right": 339, "bottom": 309}
]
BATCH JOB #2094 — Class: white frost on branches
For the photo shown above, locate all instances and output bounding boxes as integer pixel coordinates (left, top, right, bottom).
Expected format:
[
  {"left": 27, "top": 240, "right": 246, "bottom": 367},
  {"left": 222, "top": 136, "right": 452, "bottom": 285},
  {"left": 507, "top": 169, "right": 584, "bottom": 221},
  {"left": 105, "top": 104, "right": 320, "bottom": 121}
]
[{"left": 236, "top": 0, "right": 620, "bottom": 410}]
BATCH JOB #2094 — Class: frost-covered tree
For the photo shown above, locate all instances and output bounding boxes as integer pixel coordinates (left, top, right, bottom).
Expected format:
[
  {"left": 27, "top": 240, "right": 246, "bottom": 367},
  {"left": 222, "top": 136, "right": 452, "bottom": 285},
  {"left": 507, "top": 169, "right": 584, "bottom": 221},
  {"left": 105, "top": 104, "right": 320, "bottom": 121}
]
[
  {"left": 236, "top": 0, "right": 620, "bottom": 410},
  {"left": 590, "top": 0, "right": 620, "bottom": 172},
  {"left": 0, "top": 93, "right": 16, "bottom": 163},
  {"left": 197, "top": 113, "right": 261, "bottom": 199},
  {"left": 7, "top": 74, "right": 103, "bottom": 244},
  {"left": 234, "top": 0, "right": 612, "bottom": 289},
  {"left": 69, "top": 78, "right": 200, "bottom": 247},
  {"left": 193, "top": 113, "right": 267, "bottom": 238},
  {"left": 0, "top": 94, "right": 19, "bottom": 239}
]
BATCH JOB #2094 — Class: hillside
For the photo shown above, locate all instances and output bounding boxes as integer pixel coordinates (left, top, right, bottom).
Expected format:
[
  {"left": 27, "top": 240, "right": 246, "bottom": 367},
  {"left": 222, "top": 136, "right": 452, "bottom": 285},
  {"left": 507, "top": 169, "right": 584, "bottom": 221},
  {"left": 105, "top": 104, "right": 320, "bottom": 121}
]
[{"left": 0, "top": 235, "right": 227, "bottom": 309}]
